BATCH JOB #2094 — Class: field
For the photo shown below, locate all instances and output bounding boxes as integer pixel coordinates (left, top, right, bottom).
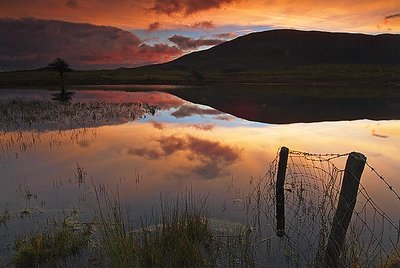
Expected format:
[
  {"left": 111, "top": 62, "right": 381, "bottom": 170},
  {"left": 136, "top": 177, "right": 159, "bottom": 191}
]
[{"left": 0, "top": 64, "right": 399, "bottom": 90}]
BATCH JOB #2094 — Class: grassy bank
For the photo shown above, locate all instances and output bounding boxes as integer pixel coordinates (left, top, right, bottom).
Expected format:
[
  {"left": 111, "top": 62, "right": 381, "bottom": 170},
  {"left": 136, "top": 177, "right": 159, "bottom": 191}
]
[{"left": 0, "top": 64, "right": 399, "bottom": 89}]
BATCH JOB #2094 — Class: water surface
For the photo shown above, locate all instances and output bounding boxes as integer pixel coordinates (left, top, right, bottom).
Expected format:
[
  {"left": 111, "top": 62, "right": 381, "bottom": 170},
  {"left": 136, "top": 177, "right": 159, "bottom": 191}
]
[{"left": 0, "top": 88, "right": 399, "bottom": 265}]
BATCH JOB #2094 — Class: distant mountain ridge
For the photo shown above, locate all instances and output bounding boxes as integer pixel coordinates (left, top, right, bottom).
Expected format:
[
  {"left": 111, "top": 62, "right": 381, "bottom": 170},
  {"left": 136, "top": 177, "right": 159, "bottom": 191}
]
[{"left": 162, "top": 29, "right": 400, "bottom": 71}]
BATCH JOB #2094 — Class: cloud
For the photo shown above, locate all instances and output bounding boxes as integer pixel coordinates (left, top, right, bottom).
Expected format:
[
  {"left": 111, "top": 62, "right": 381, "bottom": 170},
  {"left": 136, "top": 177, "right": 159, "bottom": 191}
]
[
  {"left": 171, "top": 104, "right": 223, "bottom": 118},
  {"left": 190, "top": 123, "right": 215, "bottom": 131},
  {"left": 158, "top": 135, "right": 186, "bottom": 155},
  {"left": 151, "top": 121, "right": 165, "bottom": 130},
  {"left": 147, "top": 21, "right": 161, "bottom": 31},
  {"left": 127, "top": 147, "right": 163, "bottom": 160},
  {"left": 213, "top": 32, "right": 238, "bottom": 39},
  {"left": 191, "top": 20, "right": 215, "bottom": 29},
  {"left": 65, "top": 0, "right": 78, "bottom": 9},
  {"left": 168, "top": 34, "right": 225, "bottom": 50},
  {"left": 214, "top": 115, "right": 235, "bottom": 121},
  {"left": 186, "top": 136, "right": 239, "bottom": 162},
  {"left": 0, "top": 18, "right": 182, "bottom": 70},
  {"left": 126, "top": 135, "right": 241, "bottom": 180},
  {"left": 151, "top": 0, "right": 237, "bottom": 15},
  {"left": 385, "top": 13, "right": 400, "bottom": 20}
]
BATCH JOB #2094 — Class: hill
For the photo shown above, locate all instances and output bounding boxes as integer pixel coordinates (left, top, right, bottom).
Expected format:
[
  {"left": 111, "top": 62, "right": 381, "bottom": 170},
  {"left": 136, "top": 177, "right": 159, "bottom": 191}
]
[
  {"left": 0, "top": 29, "right": 399, "bottom": 88},
  {"left": 162, "top": 29, "right": 400, "bottom": 71}
]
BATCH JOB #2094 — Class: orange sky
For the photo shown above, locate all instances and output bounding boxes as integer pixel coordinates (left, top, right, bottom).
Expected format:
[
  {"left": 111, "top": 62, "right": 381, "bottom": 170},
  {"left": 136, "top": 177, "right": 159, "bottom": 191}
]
[
  {"left": 0, "top": 0, "right": 398, "bottom": 32},
  {"left": 0, "top": 0, "right": 399, "bottom": 70}
]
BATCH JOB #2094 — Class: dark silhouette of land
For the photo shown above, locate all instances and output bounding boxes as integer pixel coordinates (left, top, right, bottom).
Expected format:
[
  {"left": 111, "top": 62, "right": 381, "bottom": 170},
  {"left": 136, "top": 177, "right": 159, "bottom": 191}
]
[
  {"left": 0, "top": 29, "right": 399, "bottom": 123},
  {"left": 164, "top": 29, "right": 400, "bottom": 71},
  {"left": 0, "top": 29, "right": 399, "bottom": 88}
]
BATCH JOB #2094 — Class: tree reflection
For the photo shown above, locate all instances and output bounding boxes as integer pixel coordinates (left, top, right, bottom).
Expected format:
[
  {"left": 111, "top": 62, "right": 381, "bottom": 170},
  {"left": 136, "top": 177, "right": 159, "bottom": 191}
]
[{"left": 51, "top": 89, "right": 75, "bottom": 103}]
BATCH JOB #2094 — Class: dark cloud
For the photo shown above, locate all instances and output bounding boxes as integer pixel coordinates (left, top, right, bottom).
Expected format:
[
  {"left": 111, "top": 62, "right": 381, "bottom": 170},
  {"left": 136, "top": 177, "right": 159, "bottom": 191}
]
[
  {"left": 158, "top": 135, "right": 186, "bottom": 155},
  {"left": 171, "top": 104, "right": 223, "bottom": 118},
  {"left": 127, "top": 147, "right": 162, "bottom": 160},
  {"left": 147, "top": 21, "right": 161, "bottom": 31},
  {"left": 127, "top": 135, "right": 241, "bottom": 180},
  {"left": 213, "top": 32, "right": 238, "bottom": 39},
  {"left": 151, "top": 121, "right": 164, "bottom": 130},
  {"left": 190, "top": 123, "right": 215, "bottom": 131},
  {"left": 191, "top": 20, "right": 215, "bottom": 29},
  {"left": 371, "top": 129, "right": 388, "bottom": 139},
  {"left": 151, "top": 0, "right": 237, "bottom": 15},
  {"left": 168, "top": 34, "right": 225, "bottom": 50},
  {"left": 0, "top": 18, "right": 182, "bottom": 70},
  {"left": 65, "top": 0, "right": 79, "bottom": 9},
  {"left": 186, "top": 136, "right": 239, "bottom": 162},
  {"left": 385, "top": 13, "right": 400, "bottom": 20}
]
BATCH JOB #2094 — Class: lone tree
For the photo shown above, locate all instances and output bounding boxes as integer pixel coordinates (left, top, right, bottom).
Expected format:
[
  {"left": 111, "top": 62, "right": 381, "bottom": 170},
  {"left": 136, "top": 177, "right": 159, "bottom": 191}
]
[{"left": 48, "top": 58, "right": 72, "bottom": 92}]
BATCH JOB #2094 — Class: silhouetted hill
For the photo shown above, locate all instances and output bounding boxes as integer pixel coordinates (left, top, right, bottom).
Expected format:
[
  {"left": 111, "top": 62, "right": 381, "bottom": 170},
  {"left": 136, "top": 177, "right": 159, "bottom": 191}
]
[{"left": 163, "top": 30, "right": 400, "bottom": 71}]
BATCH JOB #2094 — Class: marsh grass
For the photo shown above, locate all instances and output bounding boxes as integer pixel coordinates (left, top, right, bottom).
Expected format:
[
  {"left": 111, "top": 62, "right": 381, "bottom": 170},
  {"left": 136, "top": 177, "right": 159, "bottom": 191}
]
[
  {"left": 13, "top": 223, "right": 91, "bottom": 267},
  {"left": 381, "top": 248, "right": 400, "bottom": 268},
  {"left": 0, "top": 209, "right": 10, "bottom": 228},
  {"left": 92, "top": 186, "right": 255, "bottom": 267}
]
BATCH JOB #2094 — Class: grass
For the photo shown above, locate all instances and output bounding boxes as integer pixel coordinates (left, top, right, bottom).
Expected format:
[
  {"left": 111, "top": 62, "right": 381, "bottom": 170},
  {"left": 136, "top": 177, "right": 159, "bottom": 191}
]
[
  {"left": 13, "top": 223, "right": 91, "bottom": 267},
  {"left": 0, "top": 209, "right": 10, "bottom": 228},
  {"left": 92, "top": 187, "right": 255, "bottom": 267},
  {"left": 0, "top": 64, "right": 399, "bottom": 88},
  {"left": 382, "top": 248, "right": 400, "bottom": 268}
]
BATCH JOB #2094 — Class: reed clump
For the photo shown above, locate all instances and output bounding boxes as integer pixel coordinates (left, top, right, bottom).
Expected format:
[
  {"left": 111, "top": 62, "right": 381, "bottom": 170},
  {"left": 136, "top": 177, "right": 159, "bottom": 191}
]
[
  {"left": 13, "top": 224, "right": 91, "bottom": 268},
  {"left": 93, "top": 187, "right": 254, "bottom": 267}
]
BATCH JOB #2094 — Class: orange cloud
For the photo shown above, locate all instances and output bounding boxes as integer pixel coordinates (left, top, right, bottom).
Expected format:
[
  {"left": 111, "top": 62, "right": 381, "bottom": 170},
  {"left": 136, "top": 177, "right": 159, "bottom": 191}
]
[
  {"left": 0, "top": 0, "right": 398, "bottom": 34},
  {"left": 191, "top": 20, "right": 215, "bottom": 29},
  {"left": 151, "top": 0, "right": 238, "bottom": 15}
]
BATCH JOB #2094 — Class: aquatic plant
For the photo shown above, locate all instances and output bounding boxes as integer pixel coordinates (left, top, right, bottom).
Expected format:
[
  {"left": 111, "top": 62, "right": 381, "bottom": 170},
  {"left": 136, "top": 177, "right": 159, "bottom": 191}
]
[{"left": 13, "top": 224, "right": 91, "bottom": 267}]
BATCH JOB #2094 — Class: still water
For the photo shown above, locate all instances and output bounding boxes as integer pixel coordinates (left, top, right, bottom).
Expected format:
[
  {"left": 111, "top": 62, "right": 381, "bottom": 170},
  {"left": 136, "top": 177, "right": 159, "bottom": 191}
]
[{"left": 0, "top": 88, "right": 399, "bottom": 264}]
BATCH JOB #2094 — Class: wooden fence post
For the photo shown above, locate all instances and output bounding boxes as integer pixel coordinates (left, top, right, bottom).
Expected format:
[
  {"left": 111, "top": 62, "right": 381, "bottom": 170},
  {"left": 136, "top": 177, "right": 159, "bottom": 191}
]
[
  {"left": 325, "top": 152, "right": 366, "bottom": 267},
  {"left": 276, "top": 146, "right": 289, "bottom": 237}
]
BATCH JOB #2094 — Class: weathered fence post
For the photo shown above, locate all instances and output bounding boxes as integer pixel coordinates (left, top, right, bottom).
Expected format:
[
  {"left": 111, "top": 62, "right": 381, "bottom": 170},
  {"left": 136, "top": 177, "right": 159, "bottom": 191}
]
[
  {"left": 325, "top": 152, "right": 366, "bottom": 267},
  {"left": 276, "top": 146, "right": 289, "bottom": 237}
]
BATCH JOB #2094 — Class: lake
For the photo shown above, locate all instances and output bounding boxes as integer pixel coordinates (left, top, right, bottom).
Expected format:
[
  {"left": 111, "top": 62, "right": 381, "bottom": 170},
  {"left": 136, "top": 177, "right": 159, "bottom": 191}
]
[{"left": 0, "top": 87, "right": 399, "bottom": 266}]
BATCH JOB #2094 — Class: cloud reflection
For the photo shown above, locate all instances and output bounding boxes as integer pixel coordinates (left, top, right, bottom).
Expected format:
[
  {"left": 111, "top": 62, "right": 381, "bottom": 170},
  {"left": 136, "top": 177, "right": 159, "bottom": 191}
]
[
  {"left": 126, "top": 135, "right": 241, "bottom": 180},
  {"left": 171, "top": 104, "right": 223, "bottom": 118}
]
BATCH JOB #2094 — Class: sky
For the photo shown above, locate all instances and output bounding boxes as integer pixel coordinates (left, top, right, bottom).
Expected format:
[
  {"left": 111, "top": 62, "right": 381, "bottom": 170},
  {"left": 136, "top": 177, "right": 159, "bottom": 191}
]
[{"left": 0, "top": 0, "right": 399, "bottom": 70}]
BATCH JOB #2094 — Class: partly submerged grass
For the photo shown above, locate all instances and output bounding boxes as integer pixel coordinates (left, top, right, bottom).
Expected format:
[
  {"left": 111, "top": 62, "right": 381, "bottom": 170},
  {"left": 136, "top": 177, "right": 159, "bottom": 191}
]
[
  {"left": 381, "top": 248, "right": 400, "bottom": 268},
  {"left": 13, "top": 224, "right": 91, "bottom": 268},
  {"left": 93, "top": 187, "right": 255, "bottom": 267},
  {"left": 0, "top": 209, "right": 10, "bottom": 228}
]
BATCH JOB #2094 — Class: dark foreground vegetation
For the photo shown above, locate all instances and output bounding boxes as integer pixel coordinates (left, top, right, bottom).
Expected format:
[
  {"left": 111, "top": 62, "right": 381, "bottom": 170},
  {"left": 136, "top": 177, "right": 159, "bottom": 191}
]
[
  {"left": 5, "top": 188, "right": 400, "bottom": 268},
  {"left": 8, "top": 190, "right": 254, "bottom": 268}
]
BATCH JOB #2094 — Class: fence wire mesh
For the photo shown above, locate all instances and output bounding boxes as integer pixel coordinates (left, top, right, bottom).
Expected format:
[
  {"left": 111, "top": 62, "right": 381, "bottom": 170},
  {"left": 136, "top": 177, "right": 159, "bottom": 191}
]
[{"left": 245, "top": 147, "right": 400, "bottom": 267}]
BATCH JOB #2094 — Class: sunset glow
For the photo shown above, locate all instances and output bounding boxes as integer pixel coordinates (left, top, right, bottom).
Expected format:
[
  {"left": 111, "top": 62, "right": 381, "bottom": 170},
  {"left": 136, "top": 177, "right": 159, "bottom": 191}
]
[{"left": 0, "top": 0, "right": 399, "bottom": 70}]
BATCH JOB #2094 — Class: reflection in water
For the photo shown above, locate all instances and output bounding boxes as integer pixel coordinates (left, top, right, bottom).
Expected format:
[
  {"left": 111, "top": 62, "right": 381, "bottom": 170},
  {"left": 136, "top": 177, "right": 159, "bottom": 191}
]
[
  {"left": 0, "top": 89, "right": 399, "bottom": 264},
  {"left": 0, "top": 99, "right": 159, "bottom": 131},
  {"left": 51, "top": 89, "right": 75, "bottom": 103}
]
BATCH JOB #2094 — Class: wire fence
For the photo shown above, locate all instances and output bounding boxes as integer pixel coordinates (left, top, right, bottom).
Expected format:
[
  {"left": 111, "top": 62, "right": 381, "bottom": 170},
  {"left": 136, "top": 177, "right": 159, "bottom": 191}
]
[{"left": 245, "top": 147, "right": 400, "bottom": 267}]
